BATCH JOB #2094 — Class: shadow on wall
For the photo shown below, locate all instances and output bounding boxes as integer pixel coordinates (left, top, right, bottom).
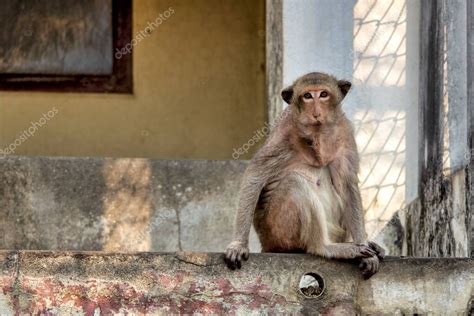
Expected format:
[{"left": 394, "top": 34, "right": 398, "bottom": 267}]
[
  {"left": 101, "top": 159, "right": 154, "bottom": 251},
  {"left": 99, "top": 159, "right": 261, "bottom": 253}
]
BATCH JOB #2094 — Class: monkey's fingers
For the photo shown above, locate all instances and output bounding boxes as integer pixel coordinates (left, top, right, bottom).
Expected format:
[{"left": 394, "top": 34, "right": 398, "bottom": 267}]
[
  {"left": 358, "top": 244, "right": 377, "bottom": 258},
  {"left": 368, "top": 241, "right": 386, "bottom": 260},
  {"left": 224, "top": 249, "right": 238, "bottom": 270},
  {"left": 236, "top": 247, "right": 250, "bottom": 268},
  {"left": 236, "top": 253, "right": 243, "bottom": 269},
  {"left": 362, "top": 261, "right": 376, "bottom": 279},
  {"left": 224, "top": 243, "right": 249, "bottom": 270},
  {"left": 359, "top": 256, "right": 380, "bottom": 279}
]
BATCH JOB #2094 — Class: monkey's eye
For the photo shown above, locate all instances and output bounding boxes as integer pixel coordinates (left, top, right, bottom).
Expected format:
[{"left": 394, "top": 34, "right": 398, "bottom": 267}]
[
  {"left": 320, "top": 91, "right": 329, "bottom": 98},
  {"left": 303, "top": 92, "right": 313, "bottom": 99}
]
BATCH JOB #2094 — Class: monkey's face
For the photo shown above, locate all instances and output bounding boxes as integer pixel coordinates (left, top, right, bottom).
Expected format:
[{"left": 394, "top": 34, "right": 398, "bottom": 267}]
[
  {"left": 296, "top": 85, "right": 337, "bottom": 126},
  {"left": 281, "top": 72, "right": 352, "bottom": 127}
]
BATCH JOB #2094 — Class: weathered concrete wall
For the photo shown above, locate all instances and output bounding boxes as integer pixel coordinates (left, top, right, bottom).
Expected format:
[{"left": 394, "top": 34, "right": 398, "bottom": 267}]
[
  {"left": 405, "top": 170, "right": 471, "bottom": 257},
  {"left": 0, "top": 251, "right": 471, "bottom": 314},
  {"left": 399, "top": 0, "right": 473, "bottom": 258},
  {"left": 373, "top": 211, "right": 406, "bottom": 257},
  {"left": 444, "top": 0, "right": 469, "bottom": 171},
  {"left": 376, "top": 169, "right": 471, "bottom": 257},
  {"left": 1, "top": 155, "right": 470, "bottom": 257},
  {"left": 0, "top": 156, "right": 261, "bottom": 252}
]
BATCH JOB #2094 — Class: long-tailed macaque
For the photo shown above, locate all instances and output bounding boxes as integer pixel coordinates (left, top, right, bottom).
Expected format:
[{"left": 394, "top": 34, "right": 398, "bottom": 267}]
[{"left": 225, "top": 72, "right": 385, "bottom": 278}]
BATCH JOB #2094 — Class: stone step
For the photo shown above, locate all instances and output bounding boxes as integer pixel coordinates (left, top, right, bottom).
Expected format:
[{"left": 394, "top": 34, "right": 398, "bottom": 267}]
[
  {"left": 0, "top": 251, "right": 471, "bottom": 314},
  {"left": 0, "top": 156, "right": 261, "bottom": 252}
]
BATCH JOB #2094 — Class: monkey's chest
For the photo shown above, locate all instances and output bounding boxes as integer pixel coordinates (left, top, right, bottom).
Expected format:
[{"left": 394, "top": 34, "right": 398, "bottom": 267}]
[
  {"left": 294, "top": 165, "right": 343, "bottom": 206},
  {"left": 265, "top": 165, "right": 346, "bottom": 242}
]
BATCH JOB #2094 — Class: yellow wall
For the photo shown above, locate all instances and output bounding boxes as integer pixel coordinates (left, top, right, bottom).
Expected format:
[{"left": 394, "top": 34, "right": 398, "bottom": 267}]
[{"left": 0, "top": 0, "right": 265, "bottom": 159}]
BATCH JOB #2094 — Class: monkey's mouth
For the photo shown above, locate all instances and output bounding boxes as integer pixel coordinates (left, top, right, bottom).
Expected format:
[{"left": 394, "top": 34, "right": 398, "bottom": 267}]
[{"left": 302, "top": 118, "right": 323, "bottom": 127}]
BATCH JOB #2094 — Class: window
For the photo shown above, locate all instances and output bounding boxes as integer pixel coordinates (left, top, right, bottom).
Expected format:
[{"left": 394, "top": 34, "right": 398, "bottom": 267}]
[{"left": 0, "top": 0, "right": 132, "bottom": 93}]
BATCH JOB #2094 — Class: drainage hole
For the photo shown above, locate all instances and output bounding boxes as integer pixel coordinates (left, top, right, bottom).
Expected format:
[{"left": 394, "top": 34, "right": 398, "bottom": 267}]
[{"left": 299, "top": 272, "right": 325, "bottom": 298}]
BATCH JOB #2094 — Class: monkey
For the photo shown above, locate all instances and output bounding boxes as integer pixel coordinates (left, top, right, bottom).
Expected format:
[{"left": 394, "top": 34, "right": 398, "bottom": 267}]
[{"left": 224, "top": 72, "right": 385, "bottom": 279}]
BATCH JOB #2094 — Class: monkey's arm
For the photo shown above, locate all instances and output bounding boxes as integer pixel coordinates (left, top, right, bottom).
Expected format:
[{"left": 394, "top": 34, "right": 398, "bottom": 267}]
[
  {"left": 328, "top": 149, "right": 366, "bottom": 244},
  {"left": 234, "top": 164, "right": 267, "bottom": 243},
  {"left": 225, "top": 139, "right": 291, "bottom": 269},
  {"left": 224, "top": 162, "right": 267, "bottom": 269},
  {"left": 329, "top": 148, "right": 385, "bottom": 279},
  {"left": 329, "top": 147, "right": 385, "bottom": 256}
]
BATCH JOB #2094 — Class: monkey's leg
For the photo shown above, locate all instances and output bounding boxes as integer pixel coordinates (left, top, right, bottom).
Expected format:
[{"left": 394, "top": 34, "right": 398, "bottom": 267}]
[
  {"left": 255, "top": 196, "right": 306, "bottom": 253},
  {"left": 315, "top": 243, "right": 376, "bottom": 259},
  {"left": 289, "top": 173, "right": 376, "bottom": 260}
]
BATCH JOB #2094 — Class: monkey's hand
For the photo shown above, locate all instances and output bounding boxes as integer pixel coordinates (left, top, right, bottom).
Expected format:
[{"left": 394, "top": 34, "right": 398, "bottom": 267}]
[
  {"left": 224, "top": 240, "right": 249, "bottom": 270},
  {"left": 368, "top": 241, "right": 385, "bottom": 260},
  {"left": 359, "top": 242, "right": 385, "bottom": 280},
  {"left": 359, "top": 256, "right": 380, "bottom": 279}
]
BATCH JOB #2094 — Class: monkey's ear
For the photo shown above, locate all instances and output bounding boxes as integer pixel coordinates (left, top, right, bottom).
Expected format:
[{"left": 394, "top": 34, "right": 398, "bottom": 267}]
[
  {"left": 337, "top": 80, "right": 352, "bottom": 97},
  {"left": 281, "top": 86, "right": 294, "bottom": 104}
]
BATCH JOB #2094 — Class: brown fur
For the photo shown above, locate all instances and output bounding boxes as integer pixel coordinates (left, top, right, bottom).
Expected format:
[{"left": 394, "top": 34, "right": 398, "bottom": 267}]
[{"left": 224, "top": 72, "right": 385, "bottom": 278}]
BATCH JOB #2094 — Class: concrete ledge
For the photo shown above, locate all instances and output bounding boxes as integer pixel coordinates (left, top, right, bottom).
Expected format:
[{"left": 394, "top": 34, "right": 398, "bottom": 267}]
[{"left": 0, "top": 251, "right": 471, "bottom": 314}]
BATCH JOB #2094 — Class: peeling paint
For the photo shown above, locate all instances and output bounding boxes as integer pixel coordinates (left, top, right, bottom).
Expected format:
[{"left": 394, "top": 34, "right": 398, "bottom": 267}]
[{"left": 0, "top": 252, "right": 471, "bottom": 314}]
